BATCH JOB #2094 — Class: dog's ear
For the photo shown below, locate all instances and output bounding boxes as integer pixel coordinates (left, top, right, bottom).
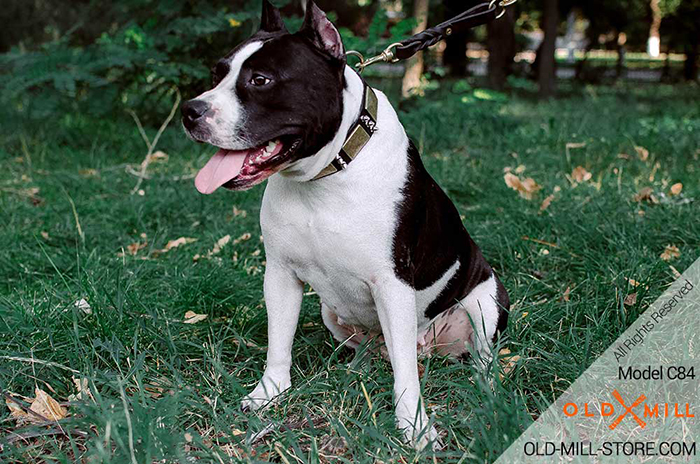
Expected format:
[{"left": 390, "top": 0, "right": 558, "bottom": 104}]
[
  {"left": 299, "top": 1, "right": 345, "bottom": 62},
  {"left": 260, "top": 0, "right": 288, "bottom": 33}
]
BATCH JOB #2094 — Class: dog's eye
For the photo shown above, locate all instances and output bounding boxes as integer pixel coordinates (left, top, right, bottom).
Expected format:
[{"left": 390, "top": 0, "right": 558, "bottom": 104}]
[{"left": 250, "top": 75, "right": 271, "bottom": 86}]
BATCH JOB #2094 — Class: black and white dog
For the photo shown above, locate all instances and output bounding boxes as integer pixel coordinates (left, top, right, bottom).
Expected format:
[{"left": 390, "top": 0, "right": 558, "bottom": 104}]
[{"left": 182, "top": 1, "right": 509, "bottom": 449}]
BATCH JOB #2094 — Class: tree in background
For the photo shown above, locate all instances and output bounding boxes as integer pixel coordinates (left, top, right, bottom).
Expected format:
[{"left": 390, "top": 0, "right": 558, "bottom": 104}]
[
  {"left": 401, "top": 0, "right": 430, "bottom": 98},
  {"left": 444, "top": 0, "right": 471, "bottom": 77},
  {"left": 573, "top": 0, "right": 649, "bottom": 81},
  {"left": 538, "top": 0, "right": 559, "bottom": 98},
  {"left": 648, "top": 0, "right": 662, "bottom": 56},
  {"left": 487, "top": 7, "right": 516, "bottom": 90},
  {"left": 662, "top": 0, "right": 700, "bottom": 80}
]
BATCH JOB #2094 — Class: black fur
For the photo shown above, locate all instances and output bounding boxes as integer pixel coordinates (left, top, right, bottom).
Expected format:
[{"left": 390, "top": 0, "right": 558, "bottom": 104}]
[
  {"left": 183, "top": 0, "right": 346, "bottom": 181},
  {"left": 392, "top": 142, "right": 509, "bottom": 337},
  {"left": 232, "top": 34, "right": 345, "bottom": 161}
]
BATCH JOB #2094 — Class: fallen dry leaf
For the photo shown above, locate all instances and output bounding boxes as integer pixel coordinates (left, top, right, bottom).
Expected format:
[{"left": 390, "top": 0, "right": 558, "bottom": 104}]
[
  {"left": 625, "top": 277, "right": 649, "bottom": 290},
  {"left": 562, "top": 286, "right": 571, "bottom": 302},
  {"left": 618, "top": 153, "right": 631, "bottom": 160},
  {"left": 660, "top": 245, "right": 680, "bottom": 262},
  {"left": 635, "top": 146, "right": 649, "bottom": 162},
  {"left": 194, "top": 235, "right": 231, "bottom": 261},
  {"left": 233, "top": 206, "right": 247, "bottom": 218},
  {"left": 127, "top": 242, "right": 147, "bottom": 256},
  {"left": 515, "top": 165, "right": 526, "bottom": 174},
  {"left": 150, "top": 151, "right": 169, "bottom": 162},
  {"left": 624, "top": 293, "right": 638, "bottom": 306},
  {"left": 649, "top": 162, "right": 660, "bottom": 182},
  {"left": 633, "top": 187, "right": 658, "bottom": 204},
  {"left": 540, "top": 194, "right": 555, "bottom": 212},
  {"left": 571, "top": 166, "right": 592, "bottom": 183},
  {"left": 68, "top": 376, "right": 95, "bottom": 403},
  {"left": 184, "top": 311, "right": 208, "bottom": 324},
  {"left": 498, "top": 348, "right": 521, "bottom": 380},
  {"left": 233, "top": 233, "right": 252, "bottom": 246},
  {"left": 504, "top": 173, "right": 541, "bottom": 200},
  {"left": 79, "top": 168, "right": 98, "bottom": 178},
  {"left": 669, "top": 183, "right": 683, "bottom": 196},
  {"left": 161, "top": 237, "right": 197, "bottom": 253},
  {"left": 74, "top": 298, "right": 92, "bottom": 315},
  {"left": 28, "top": 388, "right": 67, "bottom": 423},
  {"left": 212, "top": 235, "right": 231, "bottom": 254},
  {"left": 6, "top": 397, "right": 28, "bottom": 422},
  {"left": 40, "top": 231, "right": 49, "bottom": 240}
]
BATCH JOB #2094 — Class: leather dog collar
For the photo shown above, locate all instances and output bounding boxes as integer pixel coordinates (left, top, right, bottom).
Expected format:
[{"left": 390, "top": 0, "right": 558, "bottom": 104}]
[{"left": 312, "top": 82, "right": 378, "bottom": 181}]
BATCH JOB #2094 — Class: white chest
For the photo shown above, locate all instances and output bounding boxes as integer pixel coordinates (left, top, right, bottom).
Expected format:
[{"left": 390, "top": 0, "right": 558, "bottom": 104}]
[{"left": 261, "top": 164, "right": 404, "bottom": 327}]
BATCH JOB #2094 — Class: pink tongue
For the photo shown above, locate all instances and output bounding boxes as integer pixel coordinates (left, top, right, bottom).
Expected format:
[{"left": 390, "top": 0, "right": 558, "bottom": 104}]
[{"left": 195, "top": 149, "right": 249, "bottom": 195}]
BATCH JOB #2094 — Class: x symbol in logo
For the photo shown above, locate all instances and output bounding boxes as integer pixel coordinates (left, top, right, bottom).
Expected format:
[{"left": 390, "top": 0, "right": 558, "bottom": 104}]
[{"left": 609, "top": 389, "right": 647, "bottom": 430}]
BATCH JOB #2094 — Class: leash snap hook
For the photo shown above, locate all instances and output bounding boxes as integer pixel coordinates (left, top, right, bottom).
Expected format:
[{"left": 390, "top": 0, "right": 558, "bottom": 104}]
[
  {"left": 346, "top": 50, "right": 366, "bottom": 73},
  {"left": 351, "top": 42, "right": 402, "bottom": 73},
  {"left": 490, "top": 0, "right": 517, "bottom": 19}
]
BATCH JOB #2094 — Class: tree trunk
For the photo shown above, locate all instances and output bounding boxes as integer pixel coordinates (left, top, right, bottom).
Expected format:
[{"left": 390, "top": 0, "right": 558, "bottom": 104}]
[
  {"left": 647, "top": 0, "right": 662, "bottom": 57},
  {"left": 402, "top": 0, "right": 430, "bottom": 98},
  {"left": 444, "top": 0, "right": 469, "bottom": 77},
  {"left": 685, "top": 40, "right": 699, "bottom": 81},
  {"left": 616, "top": 33, "right": 627, "bottom": 80},
  {"left": 538, "top": 0, "right": 559, "bottom": 98},
  {"left": 487, "top": 8, "right": 516, "bottom": 90}
]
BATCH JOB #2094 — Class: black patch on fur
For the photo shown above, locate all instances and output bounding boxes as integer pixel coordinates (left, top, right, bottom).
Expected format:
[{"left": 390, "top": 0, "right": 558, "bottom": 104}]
[
  {"left": 231, "top": 34, "right": 345, "bottom": 162},
  {"left": 392, "top": 142, "right": 510, "bottom": 323},
  {"left": 260, "top": 0, "right": 288, "bottom": 34}
]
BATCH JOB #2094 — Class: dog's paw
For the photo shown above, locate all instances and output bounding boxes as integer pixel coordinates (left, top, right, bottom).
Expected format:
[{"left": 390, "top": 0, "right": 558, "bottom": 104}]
[
  {"left": 396, "top": 413, "right": 441, "bottom": 451},
  {"left": 240, "top": 377, "right": 291, "bottom": 412},
  {"left": 405, "top": 424, "right": 442, "bottom": 451}
]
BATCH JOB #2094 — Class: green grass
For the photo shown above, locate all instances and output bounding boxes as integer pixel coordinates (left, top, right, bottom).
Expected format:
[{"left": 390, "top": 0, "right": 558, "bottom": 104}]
[{"left": 1, "top": 80, "right": 699, "bottom": 463}]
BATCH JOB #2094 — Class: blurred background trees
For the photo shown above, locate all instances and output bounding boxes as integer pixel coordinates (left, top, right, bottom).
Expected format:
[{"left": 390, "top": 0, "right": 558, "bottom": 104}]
[{"left": 1, "top": 0, "right": 698, "bottom": 122}]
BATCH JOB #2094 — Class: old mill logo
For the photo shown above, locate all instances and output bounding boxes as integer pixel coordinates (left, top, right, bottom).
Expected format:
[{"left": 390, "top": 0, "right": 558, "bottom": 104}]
[{"left": 563, "top": 390, "right": 694, "bottom": 430}]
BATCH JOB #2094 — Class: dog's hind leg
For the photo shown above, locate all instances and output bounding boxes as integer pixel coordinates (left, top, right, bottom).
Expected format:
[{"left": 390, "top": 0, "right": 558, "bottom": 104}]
[{"left": 420, "top": 273, "right": 508, "bottom": 367}]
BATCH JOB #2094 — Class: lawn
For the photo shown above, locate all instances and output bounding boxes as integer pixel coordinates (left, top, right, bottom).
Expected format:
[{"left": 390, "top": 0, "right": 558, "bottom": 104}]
[{"left": 1, "top": 80, "right": 698, "bottom": 463}]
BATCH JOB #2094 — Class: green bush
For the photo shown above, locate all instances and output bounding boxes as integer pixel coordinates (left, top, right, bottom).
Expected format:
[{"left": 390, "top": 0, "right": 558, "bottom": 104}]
[
  {"left": 1, "top": 0, "right": 415, "bottom": 124},
  {"left": 1, "top": 1, "right": 282, "bottom": 122}
]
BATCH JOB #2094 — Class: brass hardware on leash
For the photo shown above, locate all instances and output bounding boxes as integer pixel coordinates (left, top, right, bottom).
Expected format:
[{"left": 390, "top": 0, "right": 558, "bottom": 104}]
[
  {"left": 491, "top": 0, "right": 517, "bottom": 19},
  {"left": 347, "top": 0, "right": 517, "bottom": 73},
  {"left": 351, "top": 43, "right": 402, "bottom": 73}
]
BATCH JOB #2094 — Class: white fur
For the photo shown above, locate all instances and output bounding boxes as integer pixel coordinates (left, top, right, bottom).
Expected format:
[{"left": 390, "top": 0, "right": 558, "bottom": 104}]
[
  {"left": 416, "top": 260, "right": 460, "bottom": 329},
  {"left": 459, "top": 273, "right": 500, "bottom": 362},
  {"left": 196, "top": 42, "right": 262, "bottom": 149}
]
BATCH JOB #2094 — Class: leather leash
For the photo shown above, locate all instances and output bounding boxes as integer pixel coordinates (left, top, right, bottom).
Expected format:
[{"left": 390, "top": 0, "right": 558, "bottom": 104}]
[
  {"left": 312, "top": 0, "right": 517, "bottom": 181},
  {"left": 349, "top": 0, "right": 517, "bottom": 72}
]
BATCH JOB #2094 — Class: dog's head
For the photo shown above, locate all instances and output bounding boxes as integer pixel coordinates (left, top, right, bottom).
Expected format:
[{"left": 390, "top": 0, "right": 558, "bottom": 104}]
[{"left": 182, "top": 0, "right": 347, "bottom": 194}]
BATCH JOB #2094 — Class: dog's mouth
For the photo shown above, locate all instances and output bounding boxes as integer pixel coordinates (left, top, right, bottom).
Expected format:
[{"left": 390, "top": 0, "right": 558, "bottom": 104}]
[{"left": 195, "top": 136, "right": 301, "bottom": 194}]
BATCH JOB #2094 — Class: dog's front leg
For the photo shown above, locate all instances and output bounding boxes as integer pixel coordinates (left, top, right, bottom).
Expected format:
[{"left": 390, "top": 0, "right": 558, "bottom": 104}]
[
  {"left": 241, "top": 261, "right": 303, "bottom": 412},
  {"left": 371, "top": 277, "right": 440, "bottom": 450}
]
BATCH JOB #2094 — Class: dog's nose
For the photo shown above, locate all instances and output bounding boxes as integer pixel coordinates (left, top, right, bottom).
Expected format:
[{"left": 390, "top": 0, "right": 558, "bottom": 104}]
[{"left": 182, "top": 99, "right": 210, "bottom": 124}]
